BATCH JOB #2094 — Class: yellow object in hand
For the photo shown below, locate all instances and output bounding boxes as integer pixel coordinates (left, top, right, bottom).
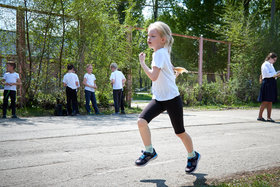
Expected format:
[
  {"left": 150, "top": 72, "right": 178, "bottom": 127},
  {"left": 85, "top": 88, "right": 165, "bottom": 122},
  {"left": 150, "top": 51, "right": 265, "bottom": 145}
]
[{"left": 174, "top": 67, "right": 189, "bottom": 74}]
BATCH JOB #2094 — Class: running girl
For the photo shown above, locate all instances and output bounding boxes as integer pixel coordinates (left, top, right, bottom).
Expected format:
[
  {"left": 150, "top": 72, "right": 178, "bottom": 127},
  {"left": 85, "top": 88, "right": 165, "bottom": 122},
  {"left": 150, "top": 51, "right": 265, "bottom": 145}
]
[{"left": 135, "top": 21, "right": 200, "bottom": 173}]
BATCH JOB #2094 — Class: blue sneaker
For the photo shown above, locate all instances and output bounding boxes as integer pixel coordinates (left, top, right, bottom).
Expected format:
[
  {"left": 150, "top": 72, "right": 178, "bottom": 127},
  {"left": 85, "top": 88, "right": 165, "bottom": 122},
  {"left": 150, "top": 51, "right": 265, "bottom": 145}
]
[
  {"left": 185, "top": 151, "right": 200, "bottom": 173},
  {"left": 135, "top": 148, "right": 157, "bottom": 166}
]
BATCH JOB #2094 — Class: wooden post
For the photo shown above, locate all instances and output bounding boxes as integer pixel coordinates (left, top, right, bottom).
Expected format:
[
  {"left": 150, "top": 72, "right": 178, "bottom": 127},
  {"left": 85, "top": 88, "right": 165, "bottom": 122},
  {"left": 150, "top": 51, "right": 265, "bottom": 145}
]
[
  {"left": 126, "top": 27, "right": 133, "bottom": 108},
  {"left": 227, "top": 42, "right": 231, "bottom": 81},
  {"left": 16, "top": 7, "right": 26, "bottom": 106},
  {"left": 198, "top": 36, "right": 203, "bottom": 86}
]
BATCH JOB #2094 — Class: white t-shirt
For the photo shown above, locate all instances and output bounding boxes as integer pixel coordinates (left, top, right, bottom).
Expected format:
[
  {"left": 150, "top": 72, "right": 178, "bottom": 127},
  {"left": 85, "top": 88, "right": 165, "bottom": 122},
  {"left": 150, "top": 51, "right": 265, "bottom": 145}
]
[
  {"left": 151, "top": 48, "right": 180, "bottom": 101},
  {"left": 63, "top": 72, "right": 79, "bottom": 89},
  {"left": 84, "top": 73, "right": 96, "bottom": 92},
  {"left": 3, "top": 72, "right": 19, "bottom": 91},
  {"left": 110, "top": 70, "right": 126, "bottom": 90},
  {"left": 261, "top": 61, "right": 277, "bottom": 79}
]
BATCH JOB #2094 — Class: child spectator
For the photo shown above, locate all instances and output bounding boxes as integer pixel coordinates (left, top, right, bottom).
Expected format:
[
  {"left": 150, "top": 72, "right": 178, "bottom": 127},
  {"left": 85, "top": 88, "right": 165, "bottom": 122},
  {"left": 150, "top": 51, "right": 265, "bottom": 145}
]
[
  {"left": 63, "top": 64, "right": 80, "bottom": 116},
  {"left": 2, "top": 61, "right": 22, "bottom": 119},
  {"left": 110, "top": 63, "right": 126, "bottom": 114},
  {"left": 83, "top": 64, "right": 100, "bottom": 115}
]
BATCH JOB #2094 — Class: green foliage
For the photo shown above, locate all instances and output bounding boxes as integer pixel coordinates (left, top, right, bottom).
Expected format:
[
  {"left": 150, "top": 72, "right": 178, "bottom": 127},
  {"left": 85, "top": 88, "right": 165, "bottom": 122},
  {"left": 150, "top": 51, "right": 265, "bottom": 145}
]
[
  {"left": 212, "top": 168, "right": 280, "bottom": 187},
  {"left": 178, "top": 79, "right": 238, "bottom": 106},
  {"left": 97, "top": 91, "right": 109, "bottom": 108}
]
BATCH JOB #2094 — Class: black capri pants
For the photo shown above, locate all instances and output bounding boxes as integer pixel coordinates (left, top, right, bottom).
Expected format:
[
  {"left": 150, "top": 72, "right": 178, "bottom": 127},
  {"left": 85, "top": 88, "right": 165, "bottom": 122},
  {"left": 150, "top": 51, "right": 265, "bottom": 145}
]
[{"left": 139, "top": 95, "right": 185, "bottom": 134}]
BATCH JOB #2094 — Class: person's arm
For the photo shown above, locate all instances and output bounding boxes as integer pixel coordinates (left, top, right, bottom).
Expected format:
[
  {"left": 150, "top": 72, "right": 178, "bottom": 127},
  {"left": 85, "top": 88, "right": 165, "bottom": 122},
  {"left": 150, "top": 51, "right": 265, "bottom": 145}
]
[
  {"left": 139, "top": 52, "right": 160, "bottom": 81},
  {"left": 111, "top": 79, "right": 115, "bottom": 85},
  {"left": 110, "top": 73, "right": 115, "bottom": 86},
  {"left": 122, "top": 78, "right": 126, "bottom": 85},
  {"left": 93, "top": 80, "right": 97, "bottom": 89},
  {"left": 1, "top": 78, "right": 6, "bottom": 86},
  {"left": 13, "top": 78, "right": 22, "bottom": 86},
  {"left": 83, "top": 78, "right": 92, "bottom": 88}
]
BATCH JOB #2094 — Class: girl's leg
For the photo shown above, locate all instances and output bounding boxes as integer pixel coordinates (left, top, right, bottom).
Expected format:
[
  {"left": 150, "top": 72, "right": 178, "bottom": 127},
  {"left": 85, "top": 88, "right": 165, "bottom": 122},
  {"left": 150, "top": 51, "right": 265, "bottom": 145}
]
[
  {"left": 137, "top": 100, "right": 165, "bottom": 147},
  {"left": 137, "top": 118, "right": 151, "bottom": 146},
  {"left": 166, "top": 96, "right": 194, "bottom": 153},
  {"left": 267, "top": 102, "right": 273, "bottom": 119},
  {"left": 135, "top": 100, "right": 164, "bottom": 166},
  {"left": 176, "top": 132, "right": 193, "bottom": 154},
  {"left": 258, "top": 101, "right": 268, "bottom": 119}
]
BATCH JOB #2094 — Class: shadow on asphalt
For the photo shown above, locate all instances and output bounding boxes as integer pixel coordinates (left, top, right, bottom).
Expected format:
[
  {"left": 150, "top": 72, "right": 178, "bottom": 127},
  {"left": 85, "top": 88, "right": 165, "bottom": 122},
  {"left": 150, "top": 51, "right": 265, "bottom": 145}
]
[
  {"left": 181, "top": 173, "right": 209, "bottom": 187},
  {"left": 140, "top": 173, "right": 209, "bottom": 187},
  {"left": 140, "top": 179, "right": 168, "bottom": 187},
  {"left": 0, "top": 118, "right": 35, "bottom": 126}
]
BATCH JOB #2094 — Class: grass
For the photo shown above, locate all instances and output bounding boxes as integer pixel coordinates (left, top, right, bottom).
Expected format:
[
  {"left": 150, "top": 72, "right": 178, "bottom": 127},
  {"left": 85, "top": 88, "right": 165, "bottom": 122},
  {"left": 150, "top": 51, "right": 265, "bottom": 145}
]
[
  {"left": 210, "top": 167, "right": 280, "bottom": 187},
  {"left": 133, "top": 93, "right": 152, "bottom": 100}
]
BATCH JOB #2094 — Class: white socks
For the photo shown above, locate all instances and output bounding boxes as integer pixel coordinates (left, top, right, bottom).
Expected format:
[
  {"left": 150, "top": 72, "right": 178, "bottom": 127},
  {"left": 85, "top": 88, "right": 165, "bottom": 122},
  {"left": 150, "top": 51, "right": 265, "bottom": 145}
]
[
  {"left": 145, "top": 144, "right": 153, "bottom": 153},
  {"left": 188, "top": 151, "right": 196, "bottom": 159}
]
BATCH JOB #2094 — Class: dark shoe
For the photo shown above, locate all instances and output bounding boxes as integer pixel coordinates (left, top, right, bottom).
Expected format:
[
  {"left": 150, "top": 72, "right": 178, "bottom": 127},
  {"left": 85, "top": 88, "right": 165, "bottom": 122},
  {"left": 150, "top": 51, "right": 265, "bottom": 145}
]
[
  {"left": 267, "top": 118, "right": 275, "bottom": 122},
  {"left": 185, "top": 151, "right": 200, "bottom": 173},
  {"left": 257, "top": 117, "right": 266, "bottom": 122},
  {"left": 11, "top": 115, "right": 18, "bottom": 119},
  {"left": 120, "top": 111, "right": 126, "bottom": 114},
  {"left": 112, "top": 112, "right": 119, "bottom": 115},
  {"left": 135, "top": 149, "right": 157, "bottom": 167},
  {"left": 2, "top": 115, "right": 6, "bottom": 119}
]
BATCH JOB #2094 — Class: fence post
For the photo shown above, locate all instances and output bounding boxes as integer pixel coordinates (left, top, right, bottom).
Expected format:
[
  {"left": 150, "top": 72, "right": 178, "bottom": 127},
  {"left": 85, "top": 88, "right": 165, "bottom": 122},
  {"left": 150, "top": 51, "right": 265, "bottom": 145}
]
[
  {"left": 16, "top": 7, "right": 26, "bottom": 106},
  {"left": 227, "top": 42, "right": 231, "bottom": 81},
  {"left": 198, "top": 36, "right": 203, "bottom": 86}
]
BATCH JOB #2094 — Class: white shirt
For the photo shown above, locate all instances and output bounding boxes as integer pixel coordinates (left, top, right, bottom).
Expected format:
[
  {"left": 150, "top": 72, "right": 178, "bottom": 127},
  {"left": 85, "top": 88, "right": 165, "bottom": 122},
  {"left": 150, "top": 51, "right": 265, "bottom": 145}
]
[
  {"left": 63, "top": 72, "right": 79, "bottom": 89},
  {"left": 151, "top": 48, "right": 180, "bottom": 101},
  {"left": 110, "top": 70, "right": 126, "bottom": 90},
  {"left": 3, "top": 72, "right": 19, "bottom": 91},
  {"left": 84, "top": 73, "right": 96, "bottom": 92},
  {"left": 261, "top": 61, "right": 277, "bottom": 79}
]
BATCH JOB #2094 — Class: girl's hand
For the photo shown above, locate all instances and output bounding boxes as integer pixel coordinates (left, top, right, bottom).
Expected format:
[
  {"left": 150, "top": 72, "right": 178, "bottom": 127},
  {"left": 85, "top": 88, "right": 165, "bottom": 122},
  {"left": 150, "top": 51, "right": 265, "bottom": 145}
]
[
  {"left": 93, "top": 85, "right": 97, "bottom": 89},
  {"left": 139, "top": 52, "right": 146, "bottom": 64}
]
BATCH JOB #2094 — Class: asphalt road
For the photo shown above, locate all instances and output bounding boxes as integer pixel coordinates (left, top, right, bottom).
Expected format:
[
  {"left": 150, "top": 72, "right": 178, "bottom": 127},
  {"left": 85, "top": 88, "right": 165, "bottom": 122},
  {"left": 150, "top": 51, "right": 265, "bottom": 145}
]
[{"left": 0, "top": 109, "right": 280, "bottom": 187}]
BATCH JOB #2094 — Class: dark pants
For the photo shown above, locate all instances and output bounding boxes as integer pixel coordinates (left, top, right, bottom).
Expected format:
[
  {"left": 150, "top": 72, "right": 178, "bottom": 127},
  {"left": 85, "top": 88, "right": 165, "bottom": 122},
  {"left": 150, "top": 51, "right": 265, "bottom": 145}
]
[
  {"left": 113, "top": 89, "right": 123, "bottom": 113},
  {"left": 3, "top": 90, "right": 16, "bottom": 116},
  {"left": 85, "top": 90, "right": 99, "bottom": 114},
  {"left": 66, "top": 87, "right": 78, "bottom": 115},
  {"left": 120, "top": 90, "right": 125, "bottom": 112}
]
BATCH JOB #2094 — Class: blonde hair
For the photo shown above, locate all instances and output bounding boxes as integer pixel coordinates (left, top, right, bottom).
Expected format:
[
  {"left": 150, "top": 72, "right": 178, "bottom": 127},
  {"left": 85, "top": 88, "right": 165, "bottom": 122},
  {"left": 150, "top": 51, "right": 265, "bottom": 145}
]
[
  {"left": 148, "top": 21, "right": 174, "bottom": 53},
  {"left": 110, "top": 63, "right": 118, "bottom": 69},
  {"left": 86, "top": 64, "right": 92, "bottom": 68}
]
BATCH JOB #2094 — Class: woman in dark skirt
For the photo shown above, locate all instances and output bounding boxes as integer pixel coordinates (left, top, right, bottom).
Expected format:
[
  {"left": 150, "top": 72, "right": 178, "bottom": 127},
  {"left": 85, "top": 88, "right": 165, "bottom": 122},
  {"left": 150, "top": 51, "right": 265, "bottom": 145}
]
[{"left": 258, "top": 52, "right": 279, "bottom": 122}]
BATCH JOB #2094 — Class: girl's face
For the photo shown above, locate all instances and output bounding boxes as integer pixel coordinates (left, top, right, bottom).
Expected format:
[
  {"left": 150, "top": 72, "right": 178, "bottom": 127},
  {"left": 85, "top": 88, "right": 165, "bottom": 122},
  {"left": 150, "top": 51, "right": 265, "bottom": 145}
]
[
  {"left": 269, "top": 57, "right": 277, "bottom": 64},
  {"left": 272, "top": 57, "right": 277, "bottom": 64},
  {"left": 87, "top": 66, "right": 93, "bottom": 73},
  {"left": 147, "top": 28, "right": 166, "bottom": 51},
  {"left": 6, "top": 64, "right": 13, "bottom": 72}
]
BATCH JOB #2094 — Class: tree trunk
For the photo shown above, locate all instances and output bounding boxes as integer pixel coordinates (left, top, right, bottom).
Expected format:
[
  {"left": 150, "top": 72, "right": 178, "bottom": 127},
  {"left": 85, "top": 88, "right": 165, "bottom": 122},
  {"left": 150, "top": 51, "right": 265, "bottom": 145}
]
[
  {"left": 58, "top": 0, "right": 66, "bottom": 87},
  {"left": 270, "top": 0, "right": 276, "bottom": 36},
  {"left": 16, "top": 7, "right": 27, "bottom": 106},
  {"left": 153, "top": 0, "right": 158, "bottom": 21},
  {"left": 24, "top": 0, "right": 33, "bottom": 97}
]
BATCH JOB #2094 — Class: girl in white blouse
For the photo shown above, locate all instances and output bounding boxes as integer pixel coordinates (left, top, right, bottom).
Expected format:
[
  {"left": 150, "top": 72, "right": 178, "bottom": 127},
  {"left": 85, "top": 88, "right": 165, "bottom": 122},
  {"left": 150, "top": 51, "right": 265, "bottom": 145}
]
[{"left": 257, "top": 52, "right": 279, "bottom": 122}]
